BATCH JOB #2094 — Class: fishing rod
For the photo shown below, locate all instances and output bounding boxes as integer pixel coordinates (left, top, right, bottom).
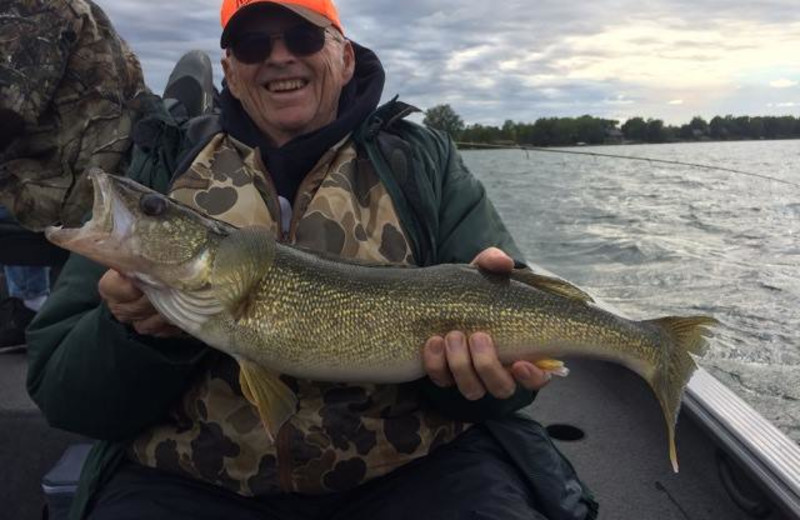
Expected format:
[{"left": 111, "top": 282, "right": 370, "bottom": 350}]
[{"left": 455, "top": 141, "right": 800, "bottom": 189}]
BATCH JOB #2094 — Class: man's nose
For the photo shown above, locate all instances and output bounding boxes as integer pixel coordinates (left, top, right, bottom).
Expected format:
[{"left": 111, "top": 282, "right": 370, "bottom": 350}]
[{"left": 267, "top": 36, "right": 295, "bottom": 63}]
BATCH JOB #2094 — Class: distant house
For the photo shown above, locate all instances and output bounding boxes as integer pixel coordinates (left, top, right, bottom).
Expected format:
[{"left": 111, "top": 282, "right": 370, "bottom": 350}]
[{"left": 605, "top": 127, "right": 624, "bottom": 144}]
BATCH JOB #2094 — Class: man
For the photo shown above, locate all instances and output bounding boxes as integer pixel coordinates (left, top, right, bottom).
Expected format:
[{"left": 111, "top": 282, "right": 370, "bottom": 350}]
[{"left": 27, "top": 1, "right": 596, "bottom": 518}]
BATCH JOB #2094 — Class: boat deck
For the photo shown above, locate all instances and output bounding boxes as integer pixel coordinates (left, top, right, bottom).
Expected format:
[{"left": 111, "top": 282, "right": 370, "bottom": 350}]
[{"left": 0, "top": 352, "right": 791, "bottom": 519}]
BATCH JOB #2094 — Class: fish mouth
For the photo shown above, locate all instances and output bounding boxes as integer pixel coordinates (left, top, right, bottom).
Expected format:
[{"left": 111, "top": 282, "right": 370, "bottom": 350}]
[{"left": 45, "top": 169, "right": 134, "bottom": 268}]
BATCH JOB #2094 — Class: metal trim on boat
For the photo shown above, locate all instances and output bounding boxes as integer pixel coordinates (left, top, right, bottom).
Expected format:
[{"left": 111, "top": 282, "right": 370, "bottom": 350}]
[{"left": 685, "top": 367, "right": 800, "bottom": 518}]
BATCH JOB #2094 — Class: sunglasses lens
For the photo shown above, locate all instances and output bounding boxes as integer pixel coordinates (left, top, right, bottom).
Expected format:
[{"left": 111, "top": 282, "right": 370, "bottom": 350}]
[
  {"left": 285, "top": 25, "right": 326, "bottom": 56},
  {"left": 232, "top": 34, "right": 272, "bottom": 64}
]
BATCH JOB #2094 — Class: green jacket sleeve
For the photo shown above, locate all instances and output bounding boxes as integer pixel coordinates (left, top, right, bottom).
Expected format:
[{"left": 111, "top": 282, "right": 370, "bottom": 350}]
[
  {"left": 413, "top": 128, "right": 536, "bottom": 419},
  {"left": 26, "top": 253, "right": 210, "bottom": 440}
]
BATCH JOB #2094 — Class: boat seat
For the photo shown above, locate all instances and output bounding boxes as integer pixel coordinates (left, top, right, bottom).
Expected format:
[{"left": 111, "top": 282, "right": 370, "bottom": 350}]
[
  {"left": 42, "top": 443, "right": 94, "bottom": 520},
  {"left": 0, "top": 352, "right": 87, "bottom": 519}
]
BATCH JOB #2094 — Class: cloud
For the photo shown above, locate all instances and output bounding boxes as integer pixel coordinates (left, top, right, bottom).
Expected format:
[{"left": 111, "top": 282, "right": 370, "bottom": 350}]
[
  {"left": 94, "top": 0, "right": 800, "bottom": 125},
  {"left": 668, "top": 99, "right": 684, "bottom": 105},
  {"left": 770, "top": 79, "right": 799, "bottom": 88}
]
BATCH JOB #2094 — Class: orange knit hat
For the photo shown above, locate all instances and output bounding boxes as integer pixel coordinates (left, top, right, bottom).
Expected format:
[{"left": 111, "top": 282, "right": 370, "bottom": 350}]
[{"left": 220, "top": 0, "right": 344, "bottom": 47}]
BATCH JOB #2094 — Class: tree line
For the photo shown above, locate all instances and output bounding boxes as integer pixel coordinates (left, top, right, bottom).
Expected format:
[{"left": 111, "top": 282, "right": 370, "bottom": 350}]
[{"left": 422, "top": 104, "right": 800, "bottom": 147}]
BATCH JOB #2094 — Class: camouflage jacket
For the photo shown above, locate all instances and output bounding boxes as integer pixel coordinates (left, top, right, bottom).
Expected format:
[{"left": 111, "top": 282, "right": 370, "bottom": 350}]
[
  {"left": 26, "top": 99, "right": 536, "bottom": 519},
  {"left": 0, "top": 0, "right": 147, "bottom": 231}
]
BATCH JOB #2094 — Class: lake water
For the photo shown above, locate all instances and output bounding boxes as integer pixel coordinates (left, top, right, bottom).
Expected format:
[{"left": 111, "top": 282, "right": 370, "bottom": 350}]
[{"left": 461, "top": 139, "right": 800, "bottom": 444}]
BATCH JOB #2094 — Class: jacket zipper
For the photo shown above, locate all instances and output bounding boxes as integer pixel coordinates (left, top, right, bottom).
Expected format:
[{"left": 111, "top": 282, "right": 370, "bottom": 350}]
[
  {"left": 253, "top": 149, "right": 286, "bottom": 242},
  {"left": 253, "top": 150, "right": 296, "bottom": 489},
  {"left": 255, "top": 140, "right": 349, "bottom": 490},
  {"left": 276, "top": 421, "right": 295, "bottom": 492}
]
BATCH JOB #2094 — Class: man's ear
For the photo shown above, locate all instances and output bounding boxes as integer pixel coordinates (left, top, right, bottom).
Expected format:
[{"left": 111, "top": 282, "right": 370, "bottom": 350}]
[
  {"left": 341, "top": 40, "right": 356, "bottom": 84},
  {"left": 221, "top": 51, "right": 241, "bottom": 99}
]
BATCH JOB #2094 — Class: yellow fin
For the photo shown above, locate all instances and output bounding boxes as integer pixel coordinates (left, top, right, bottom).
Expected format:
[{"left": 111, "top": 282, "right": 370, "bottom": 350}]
[
  {"left": 509, "top": 269, "right": 594, "bottom": 304},
  {"left": 644, "top": 315, "right": 718, "bottom": 473},
  {"left": 238, "top": 360, "right": 297, "bottom": 443},
  {"left": 534, "top": 358, "right": 570, "bottom": 377}
]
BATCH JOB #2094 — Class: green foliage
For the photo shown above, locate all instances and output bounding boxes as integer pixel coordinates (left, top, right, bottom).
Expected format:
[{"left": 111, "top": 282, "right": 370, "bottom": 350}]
[
  {"left": 461, "top": 115, "right": 620, "bottom": 147},
  {"left": 438, "top": 104, "right": 800, "bottom": 146},
  {"left": 621, "top": 117, "right": 647, "bottom": 141},
  {"left": 423, "top": 104, "right": 465, "bottom": 138}
]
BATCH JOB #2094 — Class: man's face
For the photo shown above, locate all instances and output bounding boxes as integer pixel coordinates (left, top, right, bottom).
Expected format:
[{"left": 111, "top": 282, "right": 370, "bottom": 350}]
[{"left": 222, "top": 8, "right": 355, "bottom": 147}]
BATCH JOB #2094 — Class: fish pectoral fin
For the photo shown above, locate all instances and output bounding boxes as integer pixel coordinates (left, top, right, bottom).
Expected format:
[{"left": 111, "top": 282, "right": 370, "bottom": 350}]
[
  {"left": 238, "top": 361, "right": 297, "bottom": 443},
  {"left": 534, "top": 358, "right": 570, "bottom": 377},
  {"left": 509, "top": 269, "right": 594, "bottom": 304},
  {"left": 212, "top": 226, "right": 276, "bottom": 313}
]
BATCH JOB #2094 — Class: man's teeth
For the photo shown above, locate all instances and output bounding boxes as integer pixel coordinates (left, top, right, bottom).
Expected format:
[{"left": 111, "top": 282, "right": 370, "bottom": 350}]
[{"left": 267, "top": 79, "right": 307, "bottom": 92}]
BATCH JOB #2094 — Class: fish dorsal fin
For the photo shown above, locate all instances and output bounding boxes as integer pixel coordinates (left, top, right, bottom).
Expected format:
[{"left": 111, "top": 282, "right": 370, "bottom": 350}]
[
  {"left": 509, "top": 269, "right": 594, "bottom": 304},
  {"left": 211, "top": 226, "right": 276, "bottom": 312},
  {"left": 238, "top": 360, "right": 298, "bottom": 443}
]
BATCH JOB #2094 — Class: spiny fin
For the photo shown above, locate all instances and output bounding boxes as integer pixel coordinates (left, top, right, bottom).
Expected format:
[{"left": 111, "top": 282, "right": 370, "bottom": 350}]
[
  {"left": 509, "top": 269, "right": 594, "bottom": 304},
  {"left": 535, "top": 359, "right": 570, "bottom": 377},
  {"left": 212, "top": 226, "right": 276, "bottom": 313},
  {"left": 645, "top": 315, "right": 718, "bottom": 472},
  {"left": 238, "top": 360, "right": 298, "bottom": 443}
]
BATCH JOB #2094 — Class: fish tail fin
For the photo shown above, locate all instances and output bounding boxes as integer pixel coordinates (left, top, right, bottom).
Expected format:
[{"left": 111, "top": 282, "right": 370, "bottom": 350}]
[{"left": 644, "top": 316, "right": 717, "bottom": 473}]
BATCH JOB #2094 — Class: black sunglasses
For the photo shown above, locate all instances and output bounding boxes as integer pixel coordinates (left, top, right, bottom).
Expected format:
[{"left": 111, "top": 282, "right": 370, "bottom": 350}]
[{"left": 231, "top": 24, "right": 328, "bottom": 64}]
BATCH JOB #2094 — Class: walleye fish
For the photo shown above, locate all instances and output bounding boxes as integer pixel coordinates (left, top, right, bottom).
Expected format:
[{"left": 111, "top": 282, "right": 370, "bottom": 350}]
[{"left": 46, "top": 169, "right": 716, "bottom": 472}]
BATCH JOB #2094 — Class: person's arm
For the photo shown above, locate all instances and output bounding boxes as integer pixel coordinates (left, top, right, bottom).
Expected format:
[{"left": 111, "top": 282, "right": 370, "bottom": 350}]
[
  {"left": 0, "top": 1, "right": 81, "bottom": 149},
  {"left": 417, "top": 131, "right": 547, "bottom": 420},
  {"left": 26, "top": 254, "right": 210, "bottom": 441}
]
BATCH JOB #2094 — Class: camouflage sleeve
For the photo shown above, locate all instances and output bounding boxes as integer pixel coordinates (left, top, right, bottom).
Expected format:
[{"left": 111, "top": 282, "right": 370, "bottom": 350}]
[
  {"left": 0, "top": 0, "right": 146, "bottom": 231},
  {"left": 0, "top": 0, "right": 80, "bottom": 133}
]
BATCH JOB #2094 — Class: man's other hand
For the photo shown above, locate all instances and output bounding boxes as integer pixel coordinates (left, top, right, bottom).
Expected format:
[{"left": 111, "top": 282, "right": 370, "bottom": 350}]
[
  {"left": 98, "top": 269, "right": 182, "bottom": 338},
  {"left": 422, "top": 247, "right": 551, "bottom": 400}
]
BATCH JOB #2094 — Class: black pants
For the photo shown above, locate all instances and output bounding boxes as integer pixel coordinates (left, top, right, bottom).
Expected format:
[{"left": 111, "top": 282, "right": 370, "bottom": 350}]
[{"left": 88, "top": 426, "right": 546, "bottom": 520}]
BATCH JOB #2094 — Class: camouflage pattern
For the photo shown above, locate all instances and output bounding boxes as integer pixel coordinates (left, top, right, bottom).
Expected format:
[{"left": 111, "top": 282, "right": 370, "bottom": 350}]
[
  {"left": 130, "top": 133, "right": 469, "bottom": 495},
  {"left": 0, "top": 0, "right": 146, "bottom": 231}
]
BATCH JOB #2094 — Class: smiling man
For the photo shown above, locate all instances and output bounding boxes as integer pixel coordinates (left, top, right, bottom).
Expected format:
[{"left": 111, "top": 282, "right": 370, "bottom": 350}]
[{"left": 26, "top": 1, "right": 596, "bottom": 519}]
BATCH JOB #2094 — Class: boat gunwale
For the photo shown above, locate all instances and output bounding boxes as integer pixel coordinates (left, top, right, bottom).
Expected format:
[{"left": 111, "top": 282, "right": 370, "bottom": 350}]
[{"left": 685, "top": 367, "right": 800, "bottom": 518}]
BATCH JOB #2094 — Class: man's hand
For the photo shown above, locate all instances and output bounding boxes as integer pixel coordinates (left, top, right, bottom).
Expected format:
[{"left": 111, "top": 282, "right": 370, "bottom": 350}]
[
  {"left": 98, "top": 269, "right": 182, "bottom": 338},
  {"left": 422, "top": 247, "right": 551, "bottom": 400}
]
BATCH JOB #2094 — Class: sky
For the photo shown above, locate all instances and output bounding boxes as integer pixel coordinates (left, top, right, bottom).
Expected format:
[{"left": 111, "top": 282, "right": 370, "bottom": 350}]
[{"left": 96, "top": 0, "right": 800, "bottom": 127}]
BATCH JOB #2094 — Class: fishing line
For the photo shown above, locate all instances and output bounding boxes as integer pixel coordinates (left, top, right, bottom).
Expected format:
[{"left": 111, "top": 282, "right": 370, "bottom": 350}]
[{"left": 456, "top": 142, "right": 800, "bottom": 189}]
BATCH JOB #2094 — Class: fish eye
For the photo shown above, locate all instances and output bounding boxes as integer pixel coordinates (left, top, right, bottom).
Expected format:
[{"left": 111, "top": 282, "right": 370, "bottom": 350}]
[{"left": 140, "top": 193, "right": 168, "bottom": 216}]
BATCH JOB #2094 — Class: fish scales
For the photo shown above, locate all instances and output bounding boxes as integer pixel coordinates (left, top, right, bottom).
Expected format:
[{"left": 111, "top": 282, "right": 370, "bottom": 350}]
[{"left": 225, "top": 244, "right": 662, "bottom": 383}]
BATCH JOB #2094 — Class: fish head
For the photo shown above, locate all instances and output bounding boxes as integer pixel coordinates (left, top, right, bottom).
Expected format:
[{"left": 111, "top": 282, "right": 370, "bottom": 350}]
[{"left": 45, "top": 169, "right": 233, "bottom": 291}]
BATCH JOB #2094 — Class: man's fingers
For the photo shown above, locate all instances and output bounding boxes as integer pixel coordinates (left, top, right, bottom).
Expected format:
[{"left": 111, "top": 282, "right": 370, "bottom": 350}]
[
  {"left": 98, "top": 269, "right": 142, "bottom": 303},
  {"left": 132, "top": 313, "right": 180, "bottom": 338},
  {"left": 510, "top": 361, "right": 552, "bottom": 391},
  {"left": 107, "top": 294, "right": 158, "bottom": 323},
  {"left": 468, "top": 333, "right": 516, "bottom": 399},
  {"left": 423, "top": 336, "right": 454, "bottom": 387},
  {"left": 471, "top": 247, "right": 514, "bottom": 273},
  {"left": 445, "top": 331, "right": 485, "bottom": 400},
  {"left": 99, "top": 269, "right": 162, "bottom": 323}
]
